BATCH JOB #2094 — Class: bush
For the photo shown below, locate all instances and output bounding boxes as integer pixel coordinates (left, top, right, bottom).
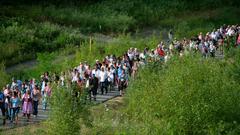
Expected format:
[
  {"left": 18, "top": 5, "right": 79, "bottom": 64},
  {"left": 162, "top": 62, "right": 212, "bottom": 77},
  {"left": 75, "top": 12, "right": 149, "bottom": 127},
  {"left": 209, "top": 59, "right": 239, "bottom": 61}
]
[
  {"left": 0, "top": 19, "right": 84, "bottom": 66},
  {"left": 46, "top": 85, "right": 91, "bottom": 135},
  {"left": 123, "top": 53, "right": 240, "bottom": 134},
  {"left": 0, "top": 63, "right": 9, "bottom": 88}
]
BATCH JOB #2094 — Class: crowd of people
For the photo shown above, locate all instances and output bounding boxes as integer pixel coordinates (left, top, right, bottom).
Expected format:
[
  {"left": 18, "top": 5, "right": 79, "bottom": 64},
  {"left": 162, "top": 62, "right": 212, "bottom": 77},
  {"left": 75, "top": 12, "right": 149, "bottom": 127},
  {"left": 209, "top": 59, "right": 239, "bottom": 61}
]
[{"left": 0, "top": 24, "right": 239, "bottom": 125}]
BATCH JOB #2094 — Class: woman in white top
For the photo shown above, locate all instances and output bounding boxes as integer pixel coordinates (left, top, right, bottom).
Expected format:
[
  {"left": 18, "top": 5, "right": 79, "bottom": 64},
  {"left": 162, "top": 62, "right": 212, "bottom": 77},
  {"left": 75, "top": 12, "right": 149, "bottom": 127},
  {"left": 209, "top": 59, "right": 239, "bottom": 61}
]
[{"left": 107, "top": 67, "right": 114, "bottom": 91}]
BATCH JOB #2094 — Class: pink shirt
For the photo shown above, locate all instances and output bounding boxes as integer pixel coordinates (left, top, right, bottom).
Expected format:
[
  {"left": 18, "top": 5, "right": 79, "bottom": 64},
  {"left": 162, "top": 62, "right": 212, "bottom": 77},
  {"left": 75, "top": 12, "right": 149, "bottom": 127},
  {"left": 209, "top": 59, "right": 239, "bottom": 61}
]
[
  {"left": 237, "top": 34, "right": 240, "bottom": 44},
  {"left": 45, "top": 85, "right": 51, "bottom": 96}
]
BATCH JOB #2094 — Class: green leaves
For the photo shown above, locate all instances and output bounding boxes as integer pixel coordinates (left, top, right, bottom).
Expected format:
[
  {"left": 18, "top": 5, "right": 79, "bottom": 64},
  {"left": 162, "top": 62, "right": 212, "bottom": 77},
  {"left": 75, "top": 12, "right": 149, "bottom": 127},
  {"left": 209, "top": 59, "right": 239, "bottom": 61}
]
[
  {"left": 47, "top": 86, "right": 91, "bottom": 135},
  {"left": 123, "top": 53, "right": 240, "bottom": 134},
  {"left": 0, "top": 63, "right": 9, "bottom": 88}
]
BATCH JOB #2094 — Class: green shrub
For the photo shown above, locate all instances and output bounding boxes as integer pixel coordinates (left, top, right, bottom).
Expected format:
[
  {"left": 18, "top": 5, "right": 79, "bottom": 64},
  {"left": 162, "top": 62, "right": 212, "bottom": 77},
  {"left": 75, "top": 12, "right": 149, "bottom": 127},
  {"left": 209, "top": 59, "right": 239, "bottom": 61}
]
[
  {"left": 123, "top": 52, "right": 240, "bottom": 134},
  {"left": 0, "top": 63, "right": 9, "bottom": 88},
  {"left": 46, "top": 85, "right": 91, "bottom": 135},
  {"left": 0, "top": 19, "right": 84, "bottom": 66}
]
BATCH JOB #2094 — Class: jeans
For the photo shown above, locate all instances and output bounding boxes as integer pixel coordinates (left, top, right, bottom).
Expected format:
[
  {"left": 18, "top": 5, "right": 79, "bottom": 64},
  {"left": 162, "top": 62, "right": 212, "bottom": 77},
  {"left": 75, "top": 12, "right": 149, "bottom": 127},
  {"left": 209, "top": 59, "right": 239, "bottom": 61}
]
[
  {"left": 0, "top": 103, "right": 5, "bottom": 122},
  {"left": 41, "top": 91, "right": 44, "bottom": 97},
  {"left": 10, "top": 107, "right": 19, "bottom": 122},
  {"left": 100, "top": 82, "right": 108, "bottom": 94},
  {"left": 33, "top": 100, "right": 39, "bottom": 115},
  {"left": 5, "top": 103, "right": 10, "bottom": 120},
  {"left": 42, "top": 101, "right": 47, "bottom": 110}
]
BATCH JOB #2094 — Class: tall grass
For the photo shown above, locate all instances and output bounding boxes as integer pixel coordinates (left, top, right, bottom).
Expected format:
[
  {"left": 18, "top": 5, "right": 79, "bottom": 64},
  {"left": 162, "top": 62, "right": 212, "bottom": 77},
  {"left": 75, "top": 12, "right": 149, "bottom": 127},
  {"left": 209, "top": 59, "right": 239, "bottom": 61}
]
[
  {"left": 119, "top": 50, "right": 240, "bottom": 134},
  {"left": 1, "top": 0, "right": 240, "bottom": 33},
  {"left": 1, "top": 0, "right": 240, "bottom": 66},
  {"left": 0, "top": 19, "right": 84, "bottom": 66},
  {"left": 46, "top": 86, "right": 91, "bottom": 135},
  {"left": 0, "top": 63, "right": 9, "bottom": 88}
]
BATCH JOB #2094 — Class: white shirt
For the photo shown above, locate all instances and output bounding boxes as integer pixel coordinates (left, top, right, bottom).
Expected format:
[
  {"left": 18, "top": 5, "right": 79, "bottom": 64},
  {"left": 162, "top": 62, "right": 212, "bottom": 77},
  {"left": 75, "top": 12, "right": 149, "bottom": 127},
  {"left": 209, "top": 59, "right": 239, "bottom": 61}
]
[
  {"left": 128, "top": 52, "right": 134, "bottom": 60},
  {"left": 189, "top": 41, "right": 195, "bottom": 50},
  {"left": 209, "top": 44, "right": 216, "bottom": 52},
  {"left": 99, "top": 71, "right": 107, "bottom": 82},
  {"left": 11, "top": 82, "right": 17, "bottom": 90},
  {"left": 107, "top": 71, "right": 114, "bottom": 82},
  {"left": 60, "top": 76, "right": 65, "bottom": 86},
  {"left": 72, "top": 74, "right": 78, "bottom": 82},
  {"left": 211, "top": 32, "right": 216, "bottom": 40},
  {"left": 227, "top": 29, "right": 235, "bottom": 36},
  {"left": 85, "top": 79, "right": 90, "bottom": 88},
  {"left": 164, "top": 55, "right": 170, "bottom": 63},
  {"left": 41, "top": 81, "right": 45, "bottom": 92},
  {"left": 95, "top": 69, "right": 100, "bottom": 79},
  {"left": 140, "top": 53, "right": 145, "bottom": 59}
]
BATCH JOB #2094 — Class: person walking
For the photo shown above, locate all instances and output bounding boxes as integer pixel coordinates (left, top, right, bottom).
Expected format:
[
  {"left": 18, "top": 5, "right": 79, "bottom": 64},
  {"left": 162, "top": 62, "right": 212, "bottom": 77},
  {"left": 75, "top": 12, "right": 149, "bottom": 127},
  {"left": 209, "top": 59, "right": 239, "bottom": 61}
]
[
  {"left": 168, "top": 30, "right": 174, "bottom": 42},
  {"left": 10, "top": 91, "right": 20, "bottom": 123},
  {"left": 41, "top": 79, "right": 46, "bottom": 96},
  {"left": 0, "top": 89, "right": 6, "bottom": 125},
  {"left": 42, "top": 91, "right": 48, "bottom": 111},
  {"left": 32, "top": 86, "right": 41, "bottom": 117},
  {"left": 237, "top": 33, "right": 240, "bottom": 47},
  {"left": 119, "top": 70, "right": 127, "bottom": 96},
  {"left": 99, "top": 67, "right": 108, "bottom": 95},
  {"left": 131, "top": 62, "right": 138, "bottom": 79},
  {"left": 157, "top": 45, "right": 165, "bottom": 62},
  {"left": 107, "top": 67, "right": 114, "bottom": 91},
  {"left": 22, "top": 90, "right": 33, "bottom": 121},
  {"left": 90, "top": 74, "right": 99, "bottom": 101},
  {"left": 4, "top": 86, "right": 11, "bottom": 121},
  {"left": 209, "top": 43, "right": 216, "bottom": 57},
  {"left": 84, "top": 74, "right": 91, "bottom": 101}
]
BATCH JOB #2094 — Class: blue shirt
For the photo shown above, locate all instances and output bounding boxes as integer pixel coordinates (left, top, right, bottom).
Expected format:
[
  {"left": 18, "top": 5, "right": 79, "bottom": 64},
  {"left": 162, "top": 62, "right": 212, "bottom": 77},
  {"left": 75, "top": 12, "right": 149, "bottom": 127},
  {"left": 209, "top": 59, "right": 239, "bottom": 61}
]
[
  {"left": 17, "top": 80, "right": 22, "bottom": 90},
  {"left": 118, "top": 68, "right": 123, "bottom": 77},
  {"left": 0, "top": 92, "right": 4, "bottom": 101},
  {"left": 11, "top": 97, "right": 20, "bottom": 108}
]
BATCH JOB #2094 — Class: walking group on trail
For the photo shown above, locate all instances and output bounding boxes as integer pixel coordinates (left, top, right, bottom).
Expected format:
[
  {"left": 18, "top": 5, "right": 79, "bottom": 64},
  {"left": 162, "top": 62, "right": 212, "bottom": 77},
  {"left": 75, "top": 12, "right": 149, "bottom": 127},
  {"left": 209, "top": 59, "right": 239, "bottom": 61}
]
[{"left": 0, "top": 24, "right": 240, "bottom": 126}]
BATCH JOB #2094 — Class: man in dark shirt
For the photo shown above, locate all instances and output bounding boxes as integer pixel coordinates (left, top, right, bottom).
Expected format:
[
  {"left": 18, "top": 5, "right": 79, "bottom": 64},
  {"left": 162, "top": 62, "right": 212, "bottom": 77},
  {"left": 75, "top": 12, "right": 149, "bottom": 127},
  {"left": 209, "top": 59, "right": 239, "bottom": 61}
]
[
  {"left": 0, "top": 91, "right": 6, "bottom": 125},
  {"left": 90, "top": 74, "right": 99, "bottom": 101}
]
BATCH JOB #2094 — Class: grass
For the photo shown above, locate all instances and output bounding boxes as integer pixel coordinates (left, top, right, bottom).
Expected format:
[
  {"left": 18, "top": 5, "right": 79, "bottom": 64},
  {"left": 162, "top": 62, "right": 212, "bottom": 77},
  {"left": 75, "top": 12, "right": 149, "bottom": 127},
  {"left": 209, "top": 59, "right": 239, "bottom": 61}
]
[
  {"left": 0, "top": 62, "right": 9, "bottom": 88},
  {"left": 115, "top": 51, "right": 240, "bottom": 134},
  {"left": 1, "top": 0, "right": 240, "bottom": 66},
  {"left": 0, "top": 123, "right": 47, "bottom": 135},
  {"left": 0, "top": 18, "right": 85, "bottom": 67}
]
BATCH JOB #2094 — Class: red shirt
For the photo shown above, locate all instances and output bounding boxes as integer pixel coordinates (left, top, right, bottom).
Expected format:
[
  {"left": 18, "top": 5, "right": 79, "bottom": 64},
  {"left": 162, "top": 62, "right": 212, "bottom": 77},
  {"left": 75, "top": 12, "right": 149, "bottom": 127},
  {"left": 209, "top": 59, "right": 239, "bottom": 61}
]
[{"left": 157, "top": 48, "right": 165, "bottom": 57}]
